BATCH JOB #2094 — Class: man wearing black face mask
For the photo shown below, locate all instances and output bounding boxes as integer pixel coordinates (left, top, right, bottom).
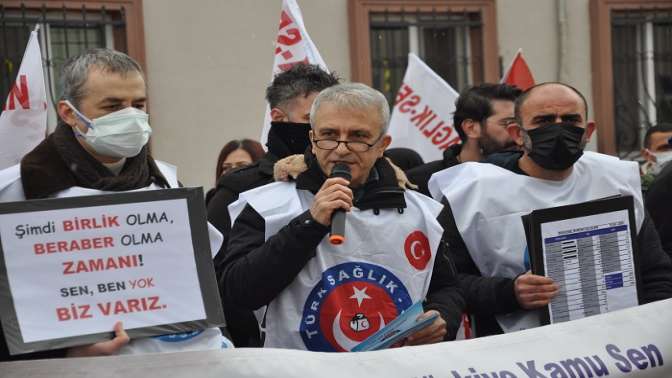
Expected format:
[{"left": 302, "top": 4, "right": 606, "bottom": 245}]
[
  {"left": 428, "top": 82, "right": 672, "bottom": 337},
  {"left": 207, "top": 63, "right": 339, "bottom": 347}
]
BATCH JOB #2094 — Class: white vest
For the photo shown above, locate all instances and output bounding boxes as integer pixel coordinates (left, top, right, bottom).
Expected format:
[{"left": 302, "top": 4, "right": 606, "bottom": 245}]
[
  {"left": 0, "top": 161, "right": 232, "bottom": 354},
  {"left": 231, "top": 181, "right": 444, "bottom": 351},
  {"left": 428, "top": 152, "right": 644, "bottom": 332}
]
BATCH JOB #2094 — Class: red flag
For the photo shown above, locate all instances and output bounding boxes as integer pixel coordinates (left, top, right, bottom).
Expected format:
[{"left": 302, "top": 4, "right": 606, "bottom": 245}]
[{"left": 500, "top": 49, "right": 535, "bottom": 91}]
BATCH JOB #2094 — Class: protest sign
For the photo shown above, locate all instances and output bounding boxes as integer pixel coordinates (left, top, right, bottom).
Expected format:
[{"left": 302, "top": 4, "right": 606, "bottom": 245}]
[
  {"left": 388, "top": 53, "right": 461, "bottom": 163},
  {"left": 0, "top": 188, "right": 224, "bottom": 355},
  {"left": 1, "top": 298, "right": 670, "bottom": 377}
]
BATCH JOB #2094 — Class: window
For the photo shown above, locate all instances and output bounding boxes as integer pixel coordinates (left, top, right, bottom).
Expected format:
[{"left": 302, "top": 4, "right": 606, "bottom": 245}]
[
  {"left": 349, "top": 0, "right": 499, "bottom": 105},
  {"left": 0, "top": 1, "right": 146, "bottom": 127},
  {"left": 590, "top": 0, "right": 672, "bottom": 158}
]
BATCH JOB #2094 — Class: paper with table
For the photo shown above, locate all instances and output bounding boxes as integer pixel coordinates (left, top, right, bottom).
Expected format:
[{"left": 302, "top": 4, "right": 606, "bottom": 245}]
[{"left": 523, "top": 196, "right": 640, "bottom": 325}]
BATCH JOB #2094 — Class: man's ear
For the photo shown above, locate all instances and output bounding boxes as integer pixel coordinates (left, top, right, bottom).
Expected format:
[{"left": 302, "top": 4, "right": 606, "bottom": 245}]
[
  {"left": 270, "top": 107, "right": 288, "bottom": 122},
  {"left": 309, "top": 129, "right": 317, "bottom": 154},
  {"left": 584, "top": 121, "right": 596, "bottom": 142},
  {"left": 507, "top": 122, "right": 525, "bottom": 146},
  {"left": 461, "top": 119, "right": 481, "bottom": 139},
  {"left": 378, "top": 135, "right": 392, "bottom": 157},
  {"left": 57, "top": 100, "right": 78, "bottom": 128}
]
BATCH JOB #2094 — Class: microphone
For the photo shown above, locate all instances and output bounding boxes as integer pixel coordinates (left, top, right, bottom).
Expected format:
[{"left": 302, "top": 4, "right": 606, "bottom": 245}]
[{"left": 329, "top": 163, "right": 351, "bottom": 245}]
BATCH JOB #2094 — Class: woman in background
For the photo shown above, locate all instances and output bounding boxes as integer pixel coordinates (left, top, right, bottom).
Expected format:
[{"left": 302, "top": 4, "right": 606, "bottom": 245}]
[{"left": 207, "top": 139, "right": 264, "bottom": 204}]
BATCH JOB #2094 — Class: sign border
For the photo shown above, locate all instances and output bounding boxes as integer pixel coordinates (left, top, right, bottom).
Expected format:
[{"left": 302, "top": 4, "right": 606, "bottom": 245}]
[{"left": 0, "top": 187, "right": 225, "bottom": 355}]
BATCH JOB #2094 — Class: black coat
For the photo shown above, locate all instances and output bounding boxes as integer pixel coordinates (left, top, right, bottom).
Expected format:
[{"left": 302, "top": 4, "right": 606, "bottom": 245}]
[
  {"left": 443, "top": 155, "right": 672, "bottom": 337},
  {"left": 645, "top": 162, "right": 672, "bottom": 257},
  {"left": 406, "top": 144, "right": 462, "bottom": 196},
  {"left": 220, "top": 153, "right": 465, "bottom": 343}
]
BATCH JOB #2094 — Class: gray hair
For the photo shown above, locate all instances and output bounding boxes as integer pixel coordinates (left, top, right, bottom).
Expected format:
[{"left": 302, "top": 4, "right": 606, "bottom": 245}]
[
  {"left": 60, "top": 48, "right": 144, "bottom": 107},
  {"left": 309, "top": 83, "right": 390, "bottom": 134}
]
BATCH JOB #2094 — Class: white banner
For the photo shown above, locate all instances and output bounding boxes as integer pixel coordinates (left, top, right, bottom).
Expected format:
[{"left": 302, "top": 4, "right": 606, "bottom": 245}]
[
  {"left": 0, "top": 26, "right": 47, "bottom": 170},
  {"left": 388, "top": 53, "right": 461, "bottom": 163},
  {"left": 259, "top": 0, "right": 328, "bottom": 146},
  {"left": 3, "top": 299, "right": 671, "bottom": 377}
]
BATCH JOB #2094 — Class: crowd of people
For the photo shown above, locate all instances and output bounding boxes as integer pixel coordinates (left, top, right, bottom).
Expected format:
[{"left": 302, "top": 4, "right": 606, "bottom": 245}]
[{"left": 1, "top": 47, "right": 671, "bottom": 362}]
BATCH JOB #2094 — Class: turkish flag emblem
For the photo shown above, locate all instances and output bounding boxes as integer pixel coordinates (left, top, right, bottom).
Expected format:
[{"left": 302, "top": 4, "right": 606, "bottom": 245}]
[{"left": 404, "top": 231, "right": 431, "bottom": 270}]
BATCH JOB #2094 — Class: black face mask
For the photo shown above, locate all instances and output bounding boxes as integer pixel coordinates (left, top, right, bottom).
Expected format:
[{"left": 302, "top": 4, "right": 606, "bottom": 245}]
[
  {"left": 268, "top": 121, "right": 312, "bottom": 156},
  {"left": 525, "top": 122, "right": 586, "bottom": 170}
]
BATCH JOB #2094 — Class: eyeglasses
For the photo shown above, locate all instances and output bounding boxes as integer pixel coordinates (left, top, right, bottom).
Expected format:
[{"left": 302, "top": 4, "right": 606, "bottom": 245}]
[{"left": 312, "top": 137, "right": 380, "bottom": 152}]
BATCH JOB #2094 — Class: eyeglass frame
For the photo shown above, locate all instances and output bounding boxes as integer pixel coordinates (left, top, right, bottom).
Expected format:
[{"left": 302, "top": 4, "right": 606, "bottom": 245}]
[{"left": 311, "top": 133, "right": 385, "bottom": 153}]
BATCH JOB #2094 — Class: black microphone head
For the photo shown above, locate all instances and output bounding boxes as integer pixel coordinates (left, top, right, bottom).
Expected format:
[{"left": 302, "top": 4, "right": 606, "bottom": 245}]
[{"left": 330, "top": 163, "right": 351, "bottom": 181}]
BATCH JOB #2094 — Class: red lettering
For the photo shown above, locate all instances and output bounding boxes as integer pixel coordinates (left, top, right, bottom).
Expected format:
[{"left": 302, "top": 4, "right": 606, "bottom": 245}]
[
  {"left": 62, "top": 261, "right": 74, "bottom": 275},
  {"left": 63, "top": 220, "right": 73, "bottom": 231},
  {"left": 56, "top": 307, "right": 71, "bottom": 321},
  {"left": 410, "top": 106, "right": 432, "bottom": 128},
  {"left": 98, "top": 302, "right": 111, "bottom": 316},
  {"left": 107, "top": 216, "right": 119, "bottom": 227},
  {"left": 278, "top": 57, "right": 309, "bottom": 72},
  {"left": 34, "top": 243, "right": 44, "bottom": 254},
  {"left": 148, "top": 296, "right": 162, "bottom": 310},
  {"left": 419, "top": 114, "right": 438, "bottom": 132},
  {"left": 394, "top": 84, "right": 413, "bottom": 106},
  {"left": 399, "top": 95, "right": 421, "bottom": 114},
  {"left": 277, "top": 28, "right": 301, "bottom": 47},
  {"left": 278, "top": 10, "right": 293, "bottom": 30},
  {"left": 2, "top": 75, "right": 29, "bottom": 111},
  {"left": 127, "top": 299, "right": 141, "bottom": 313}
]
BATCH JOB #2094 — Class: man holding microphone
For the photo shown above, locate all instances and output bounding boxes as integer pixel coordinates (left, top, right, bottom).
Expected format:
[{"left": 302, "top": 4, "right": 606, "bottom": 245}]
[{"left": 220, "top": 83, "right": 463, "bottom": 351}]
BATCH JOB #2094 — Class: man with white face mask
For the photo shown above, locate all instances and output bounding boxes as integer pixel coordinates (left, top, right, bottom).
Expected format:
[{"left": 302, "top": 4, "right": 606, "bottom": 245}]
[
  {"left": 640, "top": 124, "right": 672, "bottom": 192},
  {"left": 0, "top": 49, "right": 231, "bottom": 361}
]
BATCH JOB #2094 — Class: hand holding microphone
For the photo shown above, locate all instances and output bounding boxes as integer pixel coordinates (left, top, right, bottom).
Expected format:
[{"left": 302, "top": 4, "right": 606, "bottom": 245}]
[{"left": 309, "top": 163, "right": 352, "bottom": 245}]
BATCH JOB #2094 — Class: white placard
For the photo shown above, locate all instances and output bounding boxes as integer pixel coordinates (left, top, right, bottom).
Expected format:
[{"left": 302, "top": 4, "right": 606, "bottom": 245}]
[{"left": 0, "top": 199, "right": 205, "bottom": 342}]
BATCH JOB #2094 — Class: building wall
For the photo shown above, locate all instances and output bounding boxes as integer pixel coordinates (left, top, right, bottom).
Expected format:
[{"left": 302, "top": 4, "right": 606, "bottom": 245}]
[
  {"left": 143, "top": 0, "right": 350, "bottom": 188},
  {"left": 143, "top": 0, "right": 596, "bottom": 188},
  {"left": 497, "top": 0, "right": 597, "bottom": 149}
]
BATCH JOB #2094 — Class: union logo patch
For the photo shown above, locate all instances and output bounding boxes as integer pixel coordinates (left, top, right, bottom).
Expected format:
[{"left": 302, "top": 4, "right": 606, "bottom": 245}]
[{"left": 300, "top": 262, "right": 412, "bottom": 352}]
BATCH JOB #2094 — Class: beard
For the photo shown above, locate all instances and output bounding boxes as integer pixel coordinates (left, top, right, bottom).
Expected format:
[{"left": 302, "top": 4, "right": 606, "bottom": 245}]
[{"left": 479, "top": 133, "right": 517, "bottom": 155}]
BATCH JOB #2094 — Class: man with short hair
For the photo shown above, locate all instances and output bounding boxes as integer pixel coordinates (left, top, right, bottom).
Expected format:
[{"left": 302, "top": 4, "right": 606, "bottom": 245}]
[
  {"left": 0, "top": 48, "right": 230, "bottom": 361},
  {"left": 207, "top": 63, "right": 339, "bottom": 347},
  {"left": 221, "top": 83, "right": 464, "bottom": 351},
  {"left": 407, "top": 83, "right": 521, "bottom": 195},
  {"left": 643, "top": 124, "right": 672, "bottom": 256},
  {"left": 640, "top": 123, "right": 672, "bottom": 192},
  {"left": 430, "top": 82, "right": 672, "bottom": 337}
]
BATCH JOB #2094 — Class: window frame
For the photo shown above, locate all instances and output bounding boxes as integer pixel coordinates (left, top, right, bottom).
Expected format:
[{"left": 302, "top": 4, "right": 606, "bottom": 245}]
[
  {"left": 589, "top": 0, "right": 672, "bottom": 155},
  {"left": 347, "top": 0, "right": 499, "bottom": 86},
  {"left": 1, "top": 0, "right": 146, "bottom": 72}
]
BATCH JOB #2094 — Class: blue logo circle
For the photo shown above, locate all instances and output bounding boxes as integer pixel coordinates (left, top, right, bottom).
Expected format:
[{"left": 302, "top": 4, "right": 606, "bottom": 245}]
[{"left": 300, "top": 262, "right": 412, "bottom": 352}]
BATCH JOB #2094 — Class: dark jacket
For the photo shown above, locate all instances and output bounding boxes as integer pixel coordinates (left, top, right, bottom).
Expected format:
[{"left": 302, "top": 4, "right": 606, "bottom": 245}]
[
  {"left": 207, "top": 127, "right": 303, "bottom": 347},
  {"left": 406, "top": 144, "right": 462, "bottom": 196},
  {"left": 220, "top": 152, "right": 465, "bottom": 344},
  {"left": 444, "top": 154, "right": 672, "bottom": 337},
  {"left": 645, "top": 162, "right": 672, "bottom": 257}
]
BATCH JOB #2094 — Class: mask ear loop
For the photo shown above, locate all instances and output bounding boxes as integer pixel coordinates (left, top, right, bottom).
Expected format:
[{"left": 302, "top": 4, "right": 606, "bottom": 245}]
[{"left": 63, "top": 100, "right": 94, "bottom": 130}]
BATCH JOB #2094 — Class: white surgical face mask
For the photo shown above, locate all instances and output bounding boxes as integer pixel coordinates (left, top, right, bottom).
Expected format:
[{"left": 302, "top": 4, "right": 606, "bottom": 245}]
[
  {"left": 653, "top": 151, "right": 672, "bottom": 169},
  {"left": 65, "top": 100, "right": 152, "bottom": 158}
]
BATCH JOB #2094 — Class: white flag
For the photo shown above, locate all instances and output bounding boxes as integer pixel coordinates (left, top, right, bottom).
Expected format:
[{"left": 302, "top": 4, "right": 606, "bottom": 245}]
[
  {"left": 260, "top": 0, "right": 328, "bottom": 146},
  {"left": 0, "top": 26, "right": 47, "bottom": 170},
  {"left": 388, "top": 53, "right": 461, "bottom": 162}
]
